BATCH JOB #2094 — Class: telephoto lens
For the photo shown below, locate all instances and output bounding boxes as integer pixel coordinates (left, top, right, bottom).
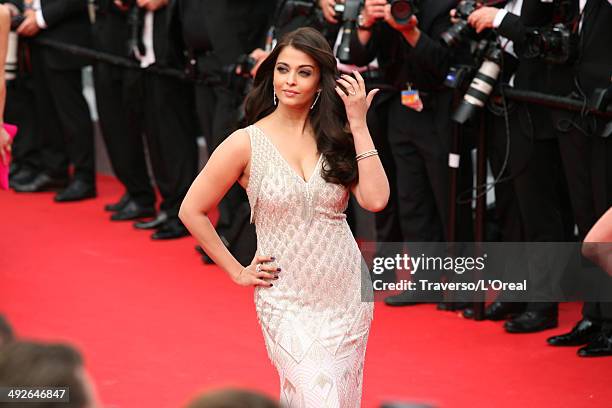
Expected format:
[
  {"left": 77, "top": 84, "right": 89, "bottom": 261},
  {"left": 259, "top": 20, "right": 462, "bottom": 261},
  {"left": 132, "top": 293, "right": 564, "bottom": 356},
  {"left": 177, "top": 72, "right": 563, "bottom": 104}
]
[
  {"left": 389, "top": 0, "right": 417, "bottom": 25},
  {"left": 335, "top": 0, "right": 362, "bottom": 63},
  {"left": 440, "top": 0, "right": 478, "bottom": 47},
  {"left": 452, "top": 45, "right": 502, "bottom": 124}
]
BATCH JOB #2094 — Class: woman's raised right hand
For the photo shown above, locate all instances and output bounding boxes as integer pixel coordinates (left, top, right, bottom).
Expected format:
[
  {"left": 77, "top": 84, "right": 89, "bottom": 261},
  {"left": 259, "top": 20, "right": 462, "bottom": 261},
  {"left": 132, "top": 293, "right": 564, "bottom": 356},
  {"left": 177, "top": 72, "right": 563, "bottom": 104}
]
[{"left": 231, "top": 255, "right": 280, "bottom": 287}]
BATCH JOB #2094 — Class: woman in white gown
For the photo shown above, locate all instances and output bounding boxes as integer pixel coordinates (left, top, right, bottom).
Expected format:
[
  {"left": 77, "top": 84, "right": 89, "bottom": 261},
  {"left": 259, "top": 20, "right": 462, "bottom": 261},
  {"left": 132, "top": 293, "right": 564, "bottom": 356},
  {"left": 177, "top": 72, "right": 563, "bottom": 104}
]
[{"left": 180, "top": 28, "right": 389, "bottom": 407}]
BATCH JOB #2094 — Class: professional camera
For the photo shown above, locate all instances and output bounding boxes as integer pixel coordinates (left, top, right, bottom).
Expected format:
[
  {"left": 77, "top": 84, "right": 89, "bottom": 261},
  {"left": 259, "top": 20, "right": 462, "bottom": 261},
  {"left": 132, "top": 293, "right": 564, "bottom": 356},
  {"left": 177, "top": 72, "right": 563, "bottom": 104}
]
[
  {"left": 188, "top": 54, "right": 257, "bottom": 93},
  {"left": 278, "top": 0, "right": 317, "bottom": 28},
  {"left": 335, "top": 0, "right": 362, "bottom": 63},
  {"left": 234, "top": 54, "right": 258, "bottom": 79},
  {"left": 389, "top": 0, "right": 418, "bottom": 24},
  {"left": 440, "top": 0, "right": 480, "bottom": 47},
  {"left": 335, "top": 0, "right": 417, "bottom": 24},
  {"left": 524, "top": 23, "right": 578, "bottom": 65},
  {"left": 451, "top": 38, "right": 503, "bottom": 124}
]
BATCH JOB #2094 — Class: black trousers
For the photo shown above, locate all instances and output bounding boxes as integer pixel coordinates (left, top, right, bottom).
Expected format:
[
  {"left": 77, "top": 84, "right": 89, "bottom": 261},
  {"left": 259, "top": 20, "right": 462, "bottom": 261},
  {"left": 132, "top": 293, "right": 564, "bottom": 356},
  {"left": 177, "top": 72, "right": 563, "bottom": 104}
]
[
  {"left": 93, "top": 61, "right": 154, "bottom": 207},
  {"left": 124, "top": 69, "right": 199, "bottom": 219},
  {"left": 194, "top": 82, "right": 247, "bottom": 233},
  {"left": 487, "top": 109, "right": 524, "bottom": 242},
  {"left": 368, "top": 92, "right": 403, "bottom": 244},
  {"left": 195, "top": 83, "right": 241, "bottom": 153},
  {"left": 30, "top": 46, "right": 94, "bottom": 182},
  {"left": 5, "top": 76, "right": 40, "bottom": 170},
  {"left": 507, "top": 104, "right": 595, "bottom": 313},
  {"left": 386, "top": 92, "right": 473, "bottom": 242},
  {"left": 583, "top": 133, "right": 612, "bottom": 327}
]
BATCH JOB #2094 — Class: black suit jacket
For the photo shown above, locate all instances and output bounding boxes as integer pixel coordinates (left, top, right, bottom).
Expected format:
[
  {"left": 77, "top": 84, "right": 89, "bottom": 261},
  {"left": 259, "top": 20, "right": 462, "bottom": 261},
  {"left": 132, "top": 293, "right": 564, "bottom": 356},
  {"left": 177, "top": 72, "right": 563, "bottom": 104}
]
[
  {"left": 10, "top": 0, "right": 92, "bottom": 69},
  {"left": 575, "top": 0, "right": 612, "bottom": 96},
  {"left": 167, "top": 0, "right": 273, "bottom": 73},
  {"left": 498, "top": 0, "right": 611, "bottom": 137},
  {"left": 91, "top": 1, "right": 129, "bottom": 57},
  {"left": 347, "top": 0, "right": 464, "bottom": 91},
  {"left": 498, "top": 0, "right": 575, "bottom": 96},
  {"left": 497, "top": 0, "right": 572, "bottom": 138}
]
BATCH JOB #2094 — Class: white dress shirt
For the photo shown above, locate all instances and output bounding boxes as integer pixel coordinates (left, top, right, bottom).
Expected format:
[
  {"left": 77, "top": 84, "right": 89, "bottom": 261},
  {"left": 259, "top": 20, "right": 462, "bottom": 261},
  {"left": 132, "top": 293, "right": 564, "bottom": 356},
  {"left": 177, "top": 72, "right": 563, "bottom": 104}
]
[
  {"left": 134, "top": 11, "right": 156, "bottom": 68},
  {"left": 33, "top": 0, "right": 48, "bottom": 29}
]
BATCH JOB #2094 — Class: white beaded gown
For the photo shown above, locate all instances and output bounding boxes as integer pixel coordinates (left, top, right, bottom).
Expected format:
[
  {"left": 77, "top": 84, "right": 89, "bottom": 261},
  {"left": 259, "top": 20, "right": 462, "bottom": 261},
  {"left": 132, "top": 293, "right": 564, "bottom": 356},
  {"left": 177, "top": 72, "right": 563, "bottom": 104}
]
[{"left": 245, "top": 125, "right": 374, "bottom": 407}]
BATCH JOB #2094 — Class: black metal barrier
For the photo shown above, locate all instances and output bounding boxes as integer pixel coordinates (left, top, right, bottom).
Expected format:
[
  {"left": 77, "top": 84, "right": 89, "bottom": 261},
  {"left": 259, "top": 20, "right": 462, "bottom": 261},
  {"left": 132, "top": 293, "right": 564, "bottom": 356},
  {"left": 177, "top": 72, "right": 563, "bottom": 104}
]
[
  {"left": 34, "top": 37, "right": 612, "bottom": 117},
  {"left": 453, "top": 86, "right": 611, "bottom": 319},
  {"left": 34, "top": 38, "right": 227, "bottom": 85}
]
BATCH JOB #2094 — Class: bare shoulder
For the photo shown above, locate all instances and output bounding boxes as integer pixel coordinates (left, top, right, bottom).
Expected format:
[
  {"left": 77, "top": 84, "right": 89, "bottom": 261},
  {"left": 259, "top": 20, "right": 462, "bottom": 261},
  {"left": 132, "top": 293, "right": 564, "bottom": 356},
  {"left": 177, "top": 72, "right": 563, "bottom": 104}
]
[
  {"left": 213, "top": 128, "right": 251, "bottom": 163},
  {"left": 0, "top": 5, "right": 9, "bottom": 24}
]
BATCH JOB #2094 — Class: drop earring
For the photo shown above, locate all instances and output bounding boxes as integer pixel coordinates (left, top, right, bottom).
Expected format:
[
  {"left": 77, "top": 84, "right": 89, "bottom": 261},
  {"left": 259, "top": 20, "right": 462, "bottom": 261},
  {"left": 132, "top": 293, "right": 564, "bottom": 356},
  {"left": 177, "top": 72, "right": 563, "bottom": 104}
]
[
  {"left": 311, "top": 90, "right": 321, "bottom": 110},
  {"left": 273, "top": 86, "right": 278, "bottom": 106}
]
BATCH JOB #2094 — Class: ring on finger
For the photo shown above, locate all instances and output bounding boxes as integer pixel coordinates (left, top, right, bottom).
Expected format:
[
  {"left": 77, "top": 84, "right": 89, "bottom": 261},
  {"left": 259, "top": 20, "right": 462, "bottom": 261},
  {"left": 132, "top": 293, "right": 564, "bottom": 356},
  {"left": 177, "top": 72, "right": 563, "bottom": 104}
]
[{"left": 256, "top": 263, "right": 261, "bottom": 273}]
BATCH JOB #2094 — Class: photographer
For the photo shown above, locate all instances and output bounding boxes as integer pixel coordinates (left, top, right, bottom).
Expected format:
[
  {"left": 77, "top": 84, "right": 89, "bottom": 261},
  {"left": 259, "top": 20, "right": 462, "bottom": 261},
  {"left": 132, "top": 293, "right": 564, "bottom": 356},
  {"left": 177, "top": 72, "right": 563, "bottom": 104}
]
[
  {"left": 91, "top": 0, "right": 155, "bottom": 220},
  {"left": 320, "top": 0, "right": 404, "bottom": 251},
  {"left": 168, "top": 0, "right": 272, "bottom": 261},
  {"left": 461, "top": 0, "right": 610, "bottom": 338},
  {"left": 247, "top": 0, "right": 330, "bottom": 78},
  {"left": 348, "top": 0, "right": 474, "bottom": 306},
  {"left": 538, "top": 0, "right": 611, "bottom": 357},
  {"left": 170, "top": 0, "right": 272, "bottom": 152},
  {"left": 117, "top": 0, "right": 200, "bottom": 240},
  {"left": 9, "top": 0, "right": 96, "bottom": 202},
  {"left": 2, "top": 1, "right": 41, "bottom": 188},
  {"left": 456, "top": 1, "right": 528, "bottom": 322}
]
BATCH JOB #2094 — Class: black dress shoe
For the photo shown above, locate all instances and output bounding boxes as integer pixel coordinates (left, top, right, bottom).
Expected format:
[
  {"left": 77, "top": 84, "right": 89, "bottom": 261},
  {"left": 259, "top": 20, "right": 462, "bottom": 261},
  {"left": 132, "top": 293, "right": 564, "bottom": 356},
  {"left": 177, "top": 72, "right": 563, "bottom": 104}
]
[
  {"left": 151, "top": 218, "right": 190, "bottom": 240},
  {"left": 105, "top": 193, "right": 131, "bottom": 212},
  {"left": 9, "top": 166, "right": 37, "bottom": 187},
  {"left": 547, "top": 319, "right": 602, "bottom": 347},
  {"left": 13, "top": 173, "right": 69, "bottom": 192},
  {"left": 463, "top": 307, "right": 475, "bottom": 319},
  {"left": 484, "top": 301, "right": 526, "bottom": 321},
  {"left": 384, "top": 289, "right": 442, "bottom": 306},
  {"left": 54, "top": 180, "right": 97, "bottom": 202},
  {"left": 577, "top": 331, "right": 612, "bottom": 357},
  {"left": 504, "top": 311, "right": 558, "bottom": 334},
  {"left": 134, "top": 211, "right": 167, "bottom": 229},
  {"left": 9, "top": 162, "right": 20, "bottom": 175},
  {"left": 110, "top": 200, "right": 155, "bottom": 221},
  {"left": 437, "top": 302, "right": 470, "bottom": 311}
]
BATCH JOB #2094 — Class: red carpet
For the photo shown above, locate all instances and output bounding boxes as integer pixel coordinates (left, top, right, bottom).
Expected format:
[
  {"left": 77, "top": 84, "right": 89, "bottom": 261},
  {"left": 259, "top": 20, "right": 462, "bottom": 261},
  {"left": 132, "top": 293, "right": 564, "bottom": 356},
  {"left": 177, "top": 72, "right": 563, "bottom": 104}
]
[{"left": 1, "top": 175, "right": 610, "bottom": 408}]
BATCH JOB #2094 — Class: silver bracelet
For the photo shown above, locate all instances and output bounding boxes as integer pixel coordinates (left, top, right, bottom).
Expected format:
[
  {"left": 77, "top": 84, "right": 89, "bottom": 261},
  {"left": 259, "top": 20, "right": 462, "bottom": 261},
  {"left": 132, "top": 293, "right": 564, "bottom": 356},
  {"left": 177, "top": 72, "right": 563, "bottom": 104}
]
[{"left": 356, "top": 149, "right": 378, "bottom": 162}]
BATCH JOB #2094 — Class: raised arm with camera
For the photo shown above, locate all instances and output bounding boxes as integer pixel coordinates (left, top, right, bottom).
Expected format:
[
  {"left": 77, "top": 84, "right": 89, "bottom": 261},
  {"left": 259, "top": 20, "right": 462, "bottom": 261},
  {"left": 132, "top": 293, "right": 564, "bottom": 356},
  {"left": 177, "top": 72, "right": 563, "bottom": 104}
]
[{"left": 349, "top": 0, "right": 458, "bottom": 88}]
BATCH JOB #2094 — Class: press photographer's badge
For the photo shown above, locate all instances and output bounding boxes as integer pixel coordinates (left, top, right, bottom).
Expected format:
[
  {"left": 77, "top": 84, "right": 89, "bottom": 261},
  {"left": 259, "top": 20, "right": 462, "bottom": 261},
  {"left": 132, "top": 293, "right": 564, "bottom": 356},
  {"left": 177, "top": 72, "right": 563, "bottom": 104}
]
[{"left": 401, "top": 84, "right": 423, "bottom": 112}]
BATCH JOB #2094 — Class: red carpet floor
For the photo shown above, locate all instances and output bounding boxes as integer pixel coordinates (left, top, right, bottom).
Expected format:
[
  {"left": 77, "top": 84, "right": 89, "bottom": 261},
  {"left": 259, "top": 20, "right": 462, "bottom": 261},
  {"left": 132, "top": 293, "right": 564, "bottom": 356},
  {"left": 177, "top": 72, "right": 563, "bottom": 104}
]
[{"left": 1, "top": 175, "right": 610, "bottom": 408}]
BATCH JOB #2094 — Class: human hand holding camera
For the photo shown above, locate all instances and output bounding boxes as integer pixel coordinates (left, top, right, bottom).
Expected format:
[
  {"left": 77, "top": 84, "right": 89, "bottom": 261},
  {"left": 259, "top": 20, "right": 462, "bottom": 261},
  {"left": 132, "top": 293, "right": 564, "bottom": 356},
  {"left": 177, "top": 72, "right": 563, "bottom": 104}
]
[
  {"left": 361, "top": 0, "right": 387, "bottom": 29},
  {"left": 384, "top": 4, "right": 420, "bottom": 46},
  {"left": 319, "top": 0, "right": 343, "bottom": 24},
  {"left": 248, "top": 48, "right": 270, "bottom": 78},
  {"left": 467, "top": 6, "right": 500, "bottom": 33}
]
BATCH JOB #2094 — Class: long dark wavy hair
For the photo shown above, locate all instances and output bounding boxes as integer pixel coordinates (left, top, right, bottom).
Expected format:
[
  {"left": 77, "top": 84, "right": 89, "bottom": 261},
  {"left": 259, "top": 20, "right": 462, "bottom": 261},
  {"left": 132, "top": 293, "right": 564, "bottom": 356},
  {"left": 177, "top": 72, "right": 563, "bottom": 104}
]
[{"left": 244, "top": 27, "right": 357, "bottom": 187}]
